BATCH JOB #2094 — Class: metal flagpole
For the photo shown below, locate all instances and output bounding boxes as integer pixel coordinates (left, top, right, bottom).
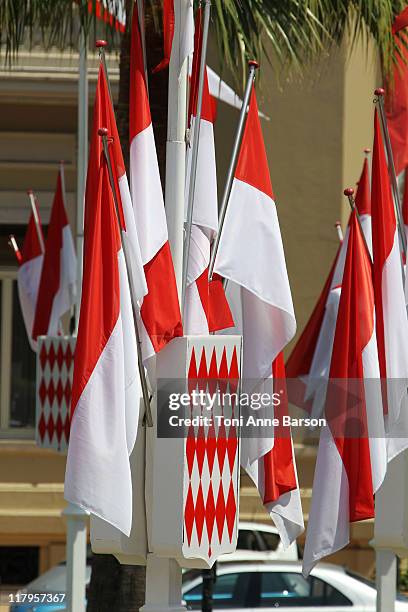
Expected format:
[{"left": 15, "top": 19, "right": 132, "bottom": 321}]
[
  {"left": 334, "top": 221, "right": 343, "bottom": 242},
  {"left": 96, "top": 40, "right": 113, "bottom": 100},
  {"left": 344, "top": 188, "right": 372, "bottom": 259},
  {"left": 76, "top": 30, "right": 88, "bottom": 333},
  {"left": 182, "top": 0, "right": 211, "bottom": 310},
  {"left": 374, "top": 88, "right": 407, "bottom": 257},
  {"left": 208, "top": 60, "right": 259, "bottom": 280},
  {"left": 137, "top": 0, "right": 149, "bottom": 90},
  {"left": 99, "top": 128, "right": 153, "bottom": 427},
  {"left": 27, "top": 190, "right": 45, "bottom": 254}
]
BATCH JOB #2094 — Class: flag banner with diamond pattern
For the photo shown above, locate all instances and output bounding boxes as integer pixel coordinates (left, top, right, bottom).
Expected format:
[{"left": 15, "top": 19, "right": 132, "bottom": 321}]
[{"left": 36, "top": 336, "right": 76, "bottom": 452}]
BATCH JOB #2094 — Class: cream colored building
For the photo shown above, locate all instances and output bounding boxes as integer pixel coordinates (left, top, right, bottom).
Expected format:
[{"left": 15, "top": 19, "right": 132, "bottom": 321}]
[{"left": 0, "top": 33, "right": 382, "bottom": 598}]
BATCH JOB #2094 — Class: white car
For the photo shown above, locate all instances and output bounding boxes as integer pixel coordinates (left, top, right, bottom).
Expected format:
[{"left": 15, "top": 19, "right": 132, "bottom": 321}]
[
  {"left": 218, "top": 522, "right": 298, "bottom": 563},
  {"left": 182, "top": 561, "right": 408, "bottom": 611}
]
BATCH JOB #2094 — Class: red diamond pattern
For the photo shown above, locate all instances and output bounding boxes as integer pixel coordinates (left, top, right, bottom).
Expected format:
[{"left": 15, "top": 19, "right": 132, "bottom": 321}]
[
  {"left": 36, "top": 338, "right": 76, "bottom": 451},
  {"left": 56, "top": 344, "right": 64, "bottom": 371},
  {"left": 48, "top": 344, "right": 56, "bottom": 370},
  {"left": 38, "top": 413, "right": 46, "bottom": 442},
  {"left": 183, "top": 341, "right": 240, "bottom": 563}
]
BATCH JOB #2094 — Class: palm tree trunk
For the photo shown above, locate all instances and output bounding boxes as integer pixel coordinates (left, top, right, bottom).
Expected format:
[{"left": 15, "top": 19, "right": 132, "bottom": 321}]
[{"left": 87, "top": 3, "right": 169, "bottom": 610}]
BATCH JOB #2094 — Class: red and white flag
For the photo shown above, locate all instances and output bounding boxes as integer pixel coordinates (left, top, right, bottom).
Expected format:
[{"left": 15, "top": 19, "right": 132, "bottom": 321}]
[
  {"left": 214, "top": 88, "right": 296, "bottom": 383},
  {"left": 385, "top": 8, "right": 408, "bottom": 176},
  {"left": 17, "top": 204, "right": 44, "bottom": 351},
  {"left": 213, "top": 89, "right": 300, "bottom": 544},
  {"left": 32, "top": 167, "right": 76, "bottom": 340},
  {"left": 246, "top": 353, "right": 304, "bottom": 547},
  {"left": 87, "top": 0, "right": 126, "bottom": 32},
  {"left": 403, "top": 172, "right": 408, "bottom": 249},
  {"left": 371, "top": 109, "right": 408, "bottom": 428},
  {"left": 65, "top": 75, "right": 143, "bottom": 535},
  {"left": 303, "top": 210, "right": 386, "bottom": 576},
  {"left": 304, "top": 157, "right": 373, "bottom": 415},
  {"left": 285, "top": 246, "right": 340, "bottom": 412},
  {"left": 129, "top": 9, "right": 182, "bottom": 361},
  {"left": 184, "top": 11, "right": 234, "bottom": 335}
]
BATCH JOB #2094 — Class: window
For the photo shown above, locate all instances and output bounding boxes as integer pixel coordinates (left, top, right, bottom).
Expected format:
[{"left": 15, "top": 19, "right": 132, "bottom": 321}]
[
  {"left": 237, "top": 529, "right": 261, "bottom": 551},
  {"left": 0, "top": 223, "right": 42, "bottom": 437},
  {"left": 256, "top": 572, "right": 352, "bottom": 607},
  {"left": 0, "top": 269, "right": 36, "bottom": 437},
  {"left": 257, "top": 531, "right": 280, "bottom": 551},
  {"left": 184, "top": 572, "right": 252, "bottom": 609},
  {"left": 0, "top": 546, "right": 39, "bottom": 585}
]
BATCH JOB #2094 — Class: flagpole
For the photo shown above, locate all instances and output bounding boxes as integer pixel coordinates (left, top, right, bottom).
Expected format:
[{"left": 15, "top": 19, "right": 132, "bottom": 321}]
[
  {"left": 334, "top": 221, "right": 343, "bottom": 242},
  {"left": 27, "top": 190, "right": 45, "bottom": 254},
  {"left": 96, "top": 40, "right": 113, "bottom": 101},
  {"left": 8, "top": 235, "right": 22, "bottom": 264},
  {"left": 136, "top": 0, "right": 149, "bottom": 90},
  {"left": 99, "top": 128, "right": 153, "bottom": 427},
  {"left": 182, "top": 0, "right": 211, "bottom": 310},
  {"left": 208, "top": 60, "right": 259, "bottom": 280},
  {"left": 76, "top": 30, "right": 88, "bottom": 333},
  {"left": 374, "top": 88, "right": 407, "bottom": 257},
  {"left": 344, "top": 188, "right": 373, "bottom": 259}
]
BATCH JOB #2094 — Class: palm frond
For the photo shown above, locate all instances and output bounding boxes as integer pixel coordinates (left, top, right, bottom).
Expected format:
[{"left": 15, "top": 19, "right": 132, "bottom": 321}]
[{"left": 1, "top": 0, "right": 407, "bottom": 79}]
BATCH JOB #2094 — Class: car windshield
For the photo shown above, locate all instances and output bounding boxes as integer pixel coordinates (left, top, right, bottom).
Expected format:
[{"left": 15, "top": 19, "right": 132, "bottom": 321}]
[{"left": 345, "top": 569, "right": 408, "bottom": 602}]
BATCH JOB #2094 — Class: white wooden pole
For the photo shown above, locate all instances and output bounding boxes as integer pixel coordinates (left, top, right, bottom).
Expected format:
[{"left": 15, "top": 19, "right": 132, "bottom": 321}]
[
  {"left": 75, "top": 31, "right": 88, "bottom": 333},
  {"left": 376, "top": 550, "right": 397, "bottom": 612},
  {"left": 63, "top": 502, "right": 88, "bottom": 612},
  {"left": 142, "top": 2, "right": 189, "bottom": 612},
  {"left": 164, "top": 0, "right": 189, "bottom": 300}
]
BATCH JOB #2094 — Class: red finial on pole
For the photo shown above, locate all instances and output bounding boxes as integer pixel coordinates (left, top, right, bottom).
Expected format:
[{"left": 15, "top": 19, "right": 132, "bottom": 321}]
[
  {"left": 344, "top": 187, "right": 354, "bottom": 197},
  {"left": 98, "top": 127, "right": 109, "bottom": 137},
  {"left": 374, "top": 87, "right": 385, "bottom": 97},
  {"left": 96, "top": 40, "right": 108, "bottom": 48},
  {"left": 248, "top": 60, "right": 260, "bottom": 69}
]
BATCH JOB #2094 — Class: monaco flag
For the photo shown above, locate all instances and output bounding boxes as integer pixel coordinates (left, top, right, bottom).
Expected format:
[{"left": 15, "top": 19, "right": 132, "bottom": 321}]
[
  {"left": 65, "top": 109, "right": 141, "bottom": 536},
  {"left": 17, "top": 203, "right": 44, "bottom": 351},
  {"left": 303, "top": 157, "right": 372, "bottom": 417},
  {"left": 32, "top": 167, "right": 76, "bottom": 340},
  {"left": 246, "top": 353, "right": 304, "bottom": 547},
  {"left": 371, "top": 109, "right": 408, "bottom": 427},
  {"left": 213, "top": 88, "right": 297, "bottom": 543},
  {"left": 214, "top": 88, "right": 296, "bottom": 383},
  {"left": 303, "top": 210, "right": 386, "bottom": 576},
  {"left": 184, "top": 10, "right": 233, "bottom": 334},
  {"left": 92, "top": 64, "right": 147, "bottom": 308},
  {"left": 129, "top": 9, "right": 182, "bottom": 360},
  {"left": 286, "top": 246, "right": 341, "bottom": 412}
]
